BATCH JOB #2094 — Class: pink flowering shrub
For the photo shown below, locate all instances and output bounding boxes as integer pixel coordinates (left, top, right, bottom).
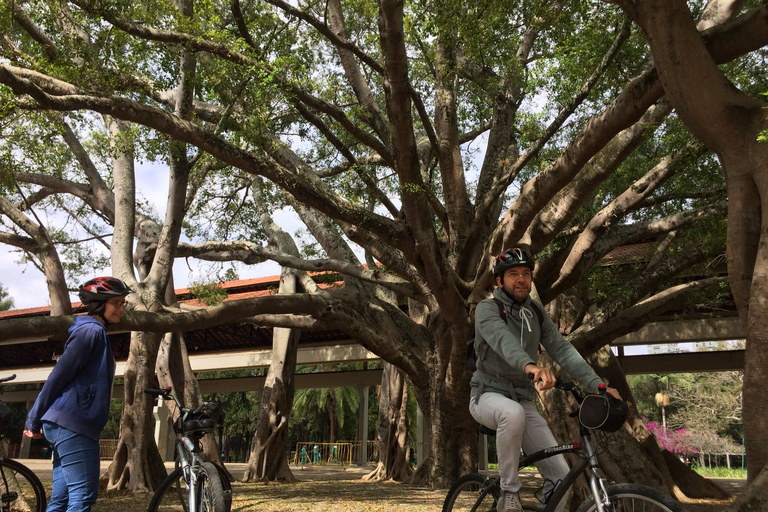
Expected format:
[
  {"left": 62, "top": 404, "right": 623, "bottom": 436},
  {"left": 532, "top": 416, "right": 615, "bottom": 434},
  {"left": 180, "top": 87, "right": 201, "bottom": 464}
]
[{"left": 645, "top": 421, "right": 697, "bottom": 455}]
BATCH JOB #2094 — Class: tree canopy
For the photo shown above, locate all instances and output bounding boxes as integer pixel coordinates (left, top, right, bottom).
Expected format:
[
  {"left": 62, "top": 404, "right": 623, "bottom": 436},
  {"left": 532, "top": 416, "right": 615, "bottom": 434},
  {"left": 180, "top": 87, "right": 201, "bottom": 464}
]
[
  {"left": 0, "top": 284, "right": 13, "bottom": 311},
  {"left": 0, "top": 0, "right": 765, "bottom": 494}
]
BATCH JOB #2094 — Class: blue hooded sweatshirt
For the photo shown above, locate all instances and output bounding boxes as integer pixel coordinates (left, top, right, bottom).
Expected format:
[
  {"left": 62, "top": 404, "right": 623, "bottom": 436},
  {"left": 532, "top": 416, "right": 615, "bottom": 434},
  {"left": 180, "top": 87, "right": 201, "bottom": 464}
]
[{"left": 26, "top": 315, "right": 116, "bottom": 440}]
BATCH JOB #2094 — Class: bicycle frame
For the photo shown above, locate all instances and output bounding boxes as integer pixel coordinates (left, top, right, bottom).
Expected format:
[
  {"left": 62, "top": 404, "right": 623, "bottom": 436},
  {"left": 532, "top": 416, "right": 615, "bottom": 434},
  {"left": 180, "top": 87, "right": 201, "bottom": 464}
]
[
  {"left": 145, "top": 387, "right": 219, "bottom": 512},
  {"left": 176, "top": 430, "right": 206, "bottom": 512},
  {"left": 471, "top": 426, "right": 614, "bottom": 512},
  {"left": 520, "top": 425, "right": 612, "bottom": 512}
]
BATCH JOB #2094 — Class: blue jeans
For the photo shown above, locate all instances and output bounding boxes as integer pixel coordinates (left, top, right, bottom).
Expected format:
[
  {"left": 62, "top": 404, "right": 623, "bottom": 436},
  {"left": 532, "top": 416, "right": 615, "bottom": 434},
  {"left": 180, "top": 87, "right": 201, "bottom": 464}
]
[{"left": 43, "top": 422, "right": 100, "bottom": 512}]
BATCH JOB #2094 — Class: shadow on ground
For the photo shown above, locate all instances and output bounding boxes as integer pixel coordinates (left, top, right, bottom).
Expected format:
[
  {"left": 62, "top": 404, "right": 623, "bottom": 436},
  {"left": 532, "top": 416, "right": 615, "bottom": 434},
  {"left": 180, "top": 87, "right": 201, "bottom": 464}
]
[{"left": 18, "top": 459, "right": 743, "bottom": 512}]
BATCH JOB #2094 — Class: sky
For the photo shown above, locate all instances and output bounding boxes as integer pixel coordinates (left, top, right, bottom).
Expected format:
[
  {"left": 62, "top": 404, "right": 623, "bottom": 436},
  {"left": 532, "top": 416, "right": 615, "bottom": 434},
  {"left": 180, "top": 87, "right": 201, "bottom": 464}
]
[
  {"left": 1, "top": 122, "right": 493, "bottom": 313},
  {"left": 0, "top": 168, "right": 690, "bottom": 359},
  {"left": 0, "top": 162, "right": 292, "bottom": 311}
]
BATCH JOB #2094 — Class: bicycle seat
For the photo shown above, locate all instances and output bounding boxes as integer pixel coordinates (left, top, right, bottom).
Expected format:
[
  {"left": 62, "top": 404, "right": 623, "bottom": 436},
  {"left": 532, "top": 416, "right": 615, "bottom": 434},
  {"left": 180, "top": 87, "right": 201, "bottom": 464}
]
[
  {"left": 477, "top": 424, "right": 496, "bottom": 436},
  {"left": 182, "top": 418, "right": 215, "bottom": 435}
]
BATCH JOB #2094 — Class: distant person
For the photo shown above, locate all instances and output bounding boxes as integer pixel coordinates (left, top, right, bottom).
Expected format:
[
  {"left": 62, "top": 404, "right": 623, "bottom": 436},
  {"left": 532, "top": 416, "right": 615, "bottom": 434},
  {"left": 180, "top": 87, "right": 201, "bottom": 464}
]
[
  {"left": 470, "top": 248, "right": 621, "bottom": 512},
  {"left": 24, "top": 277, "right": 133, "bottom": 512}
]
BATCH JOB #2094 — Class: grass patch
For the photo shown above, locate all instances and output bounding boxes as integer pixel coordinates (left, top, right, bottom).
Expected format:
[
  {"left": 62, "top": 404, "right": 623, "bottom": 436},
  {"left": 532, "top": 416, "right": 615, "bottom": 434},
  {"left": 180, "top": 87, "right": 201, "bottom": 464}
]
[{"left": 693, "top": 467, "right": 746, "bottom": 479}]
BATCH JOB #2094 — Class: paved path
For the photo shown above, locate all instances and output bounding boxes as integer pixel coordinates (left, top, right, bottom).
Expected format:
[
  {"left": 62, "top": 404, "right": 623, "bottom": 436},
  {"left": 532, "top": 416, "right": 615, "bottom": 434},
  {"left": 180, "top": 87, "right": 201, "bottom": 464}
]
[{"left": 14, "top": 459, "right": 373, "bottom": 482}]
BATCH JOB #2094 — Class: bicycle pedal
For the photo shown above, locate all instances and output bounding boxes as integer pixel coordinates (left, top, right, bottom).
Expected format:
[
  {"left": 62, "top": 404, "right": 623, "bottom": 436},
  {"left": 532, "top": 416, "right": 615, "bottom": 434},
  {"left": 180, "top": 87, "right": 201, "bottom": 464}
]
[{"left": 2, "top": 491, "right": 19, "bottom": 502}]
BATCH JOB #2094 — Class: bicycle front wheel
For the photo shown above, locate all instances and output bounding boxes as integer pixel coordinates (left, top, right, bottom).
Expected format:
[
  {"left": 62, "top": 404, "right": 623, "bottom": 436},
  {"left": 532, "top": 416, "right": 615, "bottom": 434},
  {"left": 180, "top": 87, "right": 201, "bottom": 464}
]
[
  {"left": 0, "top": 458, "right": 47, "bottom": 512},
  {"left": 198, "top": 462, "right": 227, "bottom": 512},
  {"left": 574, "top": 483, "right": 688, "bottom": 512},
  {"left": 442, "top": 473, "right": 499, "bottom": 512}
]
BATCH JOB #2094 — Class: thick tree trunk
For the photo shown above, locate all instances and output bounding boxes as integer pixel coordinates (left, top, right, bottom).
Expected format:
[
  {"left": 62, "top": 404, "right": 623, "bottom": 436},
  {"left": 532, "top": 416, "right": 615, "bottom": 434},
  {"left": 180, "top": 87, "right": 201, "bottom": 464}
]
[
  {"left": 364, "top": 362, "right": 412, "bottom": 481},
  {"left": 733, "top": 461, "right": 768, "bottom": 512},
  {"left": 618, "top": 1, "right": 768, "bottom": 507},
  {"left": 242, "top": 269, "right": 300, "bottom": 482},
  {"left": 661, "top": 451, "right": 729, "bottom": 500},
  {"left": 102, "top": 331, "right": 167, "bottom": 492},
  {"left": 409, "top": 321, "right": 476, "bottom": 488},
  {"left": 741, "top": 230, "right": 768, "bottom": 486}
]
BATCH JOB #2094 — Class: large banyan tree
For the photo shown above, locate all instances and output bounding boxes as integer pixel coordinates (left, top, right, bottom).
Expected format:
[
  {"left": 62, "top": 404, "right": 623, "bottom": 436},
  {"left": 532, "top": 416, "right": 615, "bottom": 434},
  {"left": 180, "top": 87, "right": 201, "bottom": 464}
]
[{"left": 0, "top": 0, "right": 766, "bottom": 506}]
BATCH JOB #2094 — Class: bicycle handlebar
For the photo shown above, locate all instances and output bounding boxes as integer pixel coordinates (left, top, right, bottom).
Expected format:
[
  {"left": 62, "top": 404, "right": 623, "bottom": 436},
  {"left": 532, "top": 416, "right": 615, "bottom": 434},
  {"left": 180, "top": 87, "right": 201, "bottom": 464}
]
[
  {"left": 527, "top": 373, "right": 585, "bottom": 402},
  {"left": 0, "top": 374, "right": 17, "bottom": 385},
  {"left": 143, "top": 387, "right": 217, "bottom": 416}
]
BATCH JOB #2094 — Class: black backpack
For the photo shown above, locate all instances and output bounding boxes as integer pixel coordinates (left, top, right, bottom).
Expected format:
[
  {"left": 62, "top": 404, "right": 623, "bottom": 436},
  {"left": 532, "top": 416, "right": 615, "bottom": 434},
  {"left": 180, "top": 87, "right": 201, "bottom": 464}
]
[{"left": 466, "top": 298, "right": 544, "bottom": 372}]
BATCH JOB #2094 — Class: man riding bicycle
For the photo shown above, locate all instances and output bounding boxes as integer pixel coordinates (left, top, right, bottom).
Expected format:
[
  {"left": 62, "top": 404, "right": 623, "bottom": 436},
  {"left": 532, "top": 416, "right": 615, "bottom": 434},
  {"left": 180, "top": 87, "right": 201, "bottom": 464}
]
[{"left": 469, "top": 246, "right": 621, "bottom": 512}]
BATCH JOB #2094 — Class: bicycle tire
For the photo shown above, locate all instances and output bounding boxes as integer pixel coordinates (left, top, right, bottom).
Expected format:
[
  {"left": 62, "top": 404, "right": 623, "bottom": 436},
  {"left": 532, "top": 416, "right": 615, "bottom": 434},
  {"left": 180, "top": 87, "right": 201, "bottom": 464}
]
[
  {"left": 442, "top": 473, "right": 499, "bottom": 512},
  {"left": 0, "top": 457, "right": 47, "bottom": 512},
  {"left": 198, "top": 462, "right": 227, "bottom": 512},
  {"left": 574, "top": 483, "right": 688, "bottom": 512},
  {"left": 147, "top": 467, "right": 189, "bottom": 512},
  {"left": 212, "top": 464, "right": 232, "bottom": 512}
]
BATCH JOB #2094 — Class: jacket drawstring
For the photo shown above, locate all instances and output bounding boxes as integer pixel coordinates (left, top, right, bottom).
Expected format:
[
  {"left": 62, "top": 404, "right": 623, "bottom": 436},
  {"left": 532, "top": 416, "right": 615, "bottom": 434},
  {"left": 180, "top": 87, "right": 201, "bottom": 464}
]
[{"left": 519, "top": 307, "right": 533, "bottom": 344}]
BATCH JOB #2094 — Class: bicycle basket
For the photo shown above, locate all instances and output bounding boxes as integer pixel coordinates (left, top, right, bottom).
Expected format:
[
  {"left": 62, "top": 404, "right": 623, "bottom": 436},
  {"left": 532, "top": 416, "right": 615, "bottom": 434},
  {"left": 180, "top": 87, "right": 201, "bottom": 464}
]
[{"left": 578, "top": 394, "right": 628, "bottom": 432}]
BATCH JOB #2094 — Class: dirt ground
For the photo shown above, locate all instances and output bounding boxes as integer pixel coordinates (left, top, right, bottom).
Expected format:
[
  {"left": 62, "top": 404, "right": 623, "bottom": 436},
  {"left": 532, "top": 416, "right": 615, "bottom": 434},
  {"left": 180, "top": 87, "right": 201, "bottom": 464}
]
[{"left": 19, "top": 460, "right": 742, "bottom": 512}]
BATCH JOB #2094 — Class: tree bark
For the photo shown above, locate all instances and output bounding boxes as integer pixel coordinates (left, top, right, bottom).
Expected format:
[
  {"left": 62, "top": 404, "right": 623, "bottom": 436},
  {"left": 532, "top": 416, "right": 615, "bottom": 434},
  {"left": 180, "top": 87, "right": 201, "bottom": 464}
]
[
  {"left": 364, "top": 362, "right": 412, "bottom": 482},
  {"left": 614, "top": 0, "right": 768, "bottom": 506},
  {"left": 155, "top": 332, "right": 230, "bottom": 478},
  {"left": 406, "top": 316, "right": 476, "bottom": 488},
  {"left": 588, "top": 347, "right": 728, "bottom": 499},
  {"left": 102, "top": 331, "right": 167, "bottom": 492},
  {"left": 662, "top": 450, "right": 729, "bottom": 500},
  {"left": 242, "top": 268, "right": 300, "bottom": 482}
]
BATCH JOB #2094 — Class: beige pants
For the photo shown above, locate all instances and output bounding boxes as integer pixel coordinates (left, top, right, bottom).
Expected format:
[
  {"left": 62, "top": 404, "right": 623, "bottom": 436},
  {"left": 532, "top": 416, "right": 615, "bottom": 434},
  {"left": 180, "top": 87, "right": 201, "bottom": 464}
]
[{"left": 470, "top": 392, "right": 571, "bottom": 511}]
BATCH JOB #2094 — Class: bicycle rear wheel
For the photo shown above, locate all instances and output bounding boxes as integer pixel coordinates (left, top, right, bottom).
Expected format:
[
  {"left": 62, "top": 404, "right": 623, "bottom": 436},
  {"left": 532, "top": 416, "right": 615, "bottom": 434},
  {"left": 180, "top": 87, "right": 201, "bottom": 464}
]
[
  {"left": 574, "top": 483, "right": 688, "bottom": 512},
  {"left": 442, "top": 473, "right": 499, "bottom": 512},
  {"left": 197, "top": 462, "right": 227, "bottom": 512},
  {"left": 0, "top": 458, "right": 47, "bottom": 512}
]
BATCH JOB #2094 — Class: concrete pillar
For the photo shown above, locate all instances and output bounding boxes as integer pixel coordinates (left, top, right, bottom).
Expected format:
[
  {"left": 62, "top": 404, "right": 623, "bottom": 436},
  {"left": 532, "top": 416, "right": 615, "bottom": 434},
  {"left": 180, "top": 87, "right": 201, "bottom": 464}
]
[
  {"left": 18, "top": 399, "right": 34, "bottom": 458},
  {"left": 356, "top": 385, "right": 370, "bottom": 466},
  {"left": 153, "top": 398, "right": 175, "bottom": 461}
]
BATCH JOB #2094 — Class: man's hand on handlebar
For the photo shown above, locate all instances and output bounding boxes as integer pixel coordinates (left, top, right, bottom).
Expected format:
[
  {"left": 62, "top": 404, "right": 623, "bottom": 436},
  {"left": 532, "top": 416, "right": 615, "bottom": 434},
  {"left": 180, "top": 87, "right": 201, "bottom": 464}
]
[
  {"left": 524, "top": 364, "right": 556, "bottom": 390},
  {"left": 605, "top": 387, "right": 622, "bottom": 400}
]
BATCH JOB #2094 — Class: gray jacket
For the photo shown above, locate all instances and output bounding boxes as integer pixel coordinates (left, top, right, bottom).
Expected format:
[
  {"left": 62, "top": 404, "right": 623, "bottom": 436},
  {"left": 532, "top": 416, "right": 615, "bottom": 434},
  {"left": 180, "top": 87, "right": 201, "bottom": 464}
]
[{"left": 470, "top": 288, "right": 603, "bottom": 401}]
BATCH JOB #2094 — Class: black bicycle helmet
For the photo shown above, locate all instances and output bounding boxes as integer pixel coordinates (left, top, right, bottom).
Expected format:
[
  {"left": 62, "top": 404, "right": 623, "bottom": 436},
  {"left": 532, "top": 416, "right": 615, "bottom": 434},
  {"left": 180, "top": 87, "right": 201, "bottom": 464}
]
[{"left": 493, "top": 247, "right": 535, "bottom": 277}]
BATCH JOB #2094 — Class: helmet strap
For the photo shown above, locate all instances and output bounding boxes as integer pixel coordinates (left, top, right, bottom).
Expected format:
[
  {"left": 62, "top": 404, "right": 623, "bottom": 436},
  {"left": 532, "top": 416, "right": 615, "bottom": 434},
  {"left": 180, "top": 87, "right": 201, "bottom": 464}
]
[
  {"left": 87, "top": 300, "right": 109, "bottom": 325},
  {"left": 91, "top": 312, "right": 110, "bottom": 326}
]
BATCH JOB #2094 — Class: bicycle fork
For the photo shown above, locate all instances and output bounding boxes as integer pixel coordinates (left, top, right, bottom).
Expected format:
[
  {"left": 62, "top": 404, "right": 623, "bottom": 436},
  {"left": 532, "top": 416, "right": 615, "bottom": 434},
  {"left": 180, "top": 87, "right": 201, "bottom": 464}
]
[
  {"left": 582, "top": 435, "right": 613, "bottom": 512},
  {"left": 185, "top": 465, "right": 203, "bottom": 512},
  {"left": 176, "top": 437, "right": 202, "bottom": 512}
]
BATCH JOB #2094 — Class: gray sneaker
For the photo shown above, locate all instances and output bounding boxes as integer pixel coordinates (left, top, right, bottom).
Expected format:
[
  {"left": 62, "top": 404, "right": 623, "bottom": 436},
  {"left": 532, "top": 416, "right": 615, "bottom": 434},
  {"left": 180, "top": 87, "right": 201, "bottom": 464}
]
[{"left": 498, "top": 490, "right": 523, "bottom": 512}]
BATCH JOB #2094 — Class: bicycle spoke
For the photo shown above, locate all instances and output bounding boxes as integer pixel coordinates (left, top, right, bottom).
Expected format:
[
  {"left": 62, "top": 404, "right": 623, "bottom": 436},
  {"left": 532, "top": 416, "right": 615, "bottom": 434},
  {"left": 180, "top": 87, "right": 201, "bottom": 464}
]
[
  {"left": 150, "top": 472, "right": 190, "bottom": 512},
  {"left": 0, "top": 460, "right": 46, "bottom": 512},
  {"left": 443, "top": 475, "right": 499, "bottom": 512}
]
